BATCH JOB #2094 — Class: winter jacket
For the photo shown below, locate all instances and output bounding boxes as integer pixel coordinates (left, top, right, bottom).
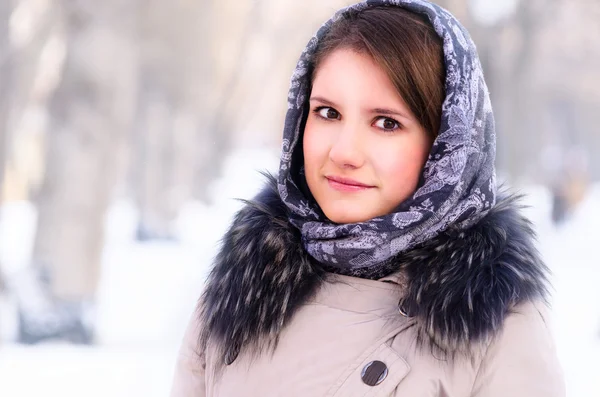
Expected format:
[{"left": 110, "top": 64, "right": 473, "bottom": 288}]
[
  {"left": 169, "top": 180, "right": 565, "bottom": 396},
  {"left": 170, "top": 0, "right": 565, "bottom": 393}
]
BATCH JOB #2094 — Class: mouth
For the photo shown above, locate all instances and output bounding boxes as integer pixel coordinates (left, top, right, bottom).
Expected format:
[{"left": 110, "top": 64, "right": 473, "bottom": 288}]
[{"left": 325, "top": 175, "right": 375, "bottom": 192}]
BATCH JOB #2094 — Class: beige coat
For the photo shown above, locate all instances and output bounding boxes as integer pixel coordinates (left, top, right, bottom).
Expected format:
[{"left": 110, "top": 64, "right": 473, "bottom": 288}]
[
  {"left": 170, "top": 273, "right": 565, "bottom": 396},
  {"left": 170, "top": 0, "right": 564, "bottom": 393}
]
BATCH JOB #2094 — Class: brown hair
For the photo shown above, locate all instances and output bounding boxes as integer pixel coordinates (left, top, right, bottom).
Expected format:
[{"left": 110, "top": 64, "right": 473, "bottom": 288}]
[{"left": 311, "top": 6, "right": 445, "bottom": 139}]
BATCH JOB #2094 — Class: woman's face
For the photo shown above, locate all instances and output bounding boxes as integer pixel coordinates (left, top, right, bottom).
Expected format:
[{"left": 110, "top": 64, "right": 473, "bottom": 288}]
[{"left": 303, "top": 48, "right": 433, "bottom": 224}]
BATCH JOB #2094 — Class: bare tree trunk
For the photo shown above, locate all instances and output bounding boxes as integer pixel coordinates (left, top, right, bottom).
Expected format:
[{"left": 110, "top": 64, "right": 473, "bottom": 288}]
[
  {"left": 33, "top": 0, "right": 137, "bottom": 301},
  {"left": 192, "top": 0, "right": 261, "bottom": 202},
  {"left": 503, "top": 2, "right": 536, "bottom": 181},
  {"left": 129, "top": 0, "right": 201, "bottom": 238},
  {"left": 7, "top": 1, "right": 56, "bottom": 176},
  {"left": 0, "top": 0, "right": 14, "bottom": 298},
  {"left": 0, "top": 0, "right": 13, "bottom": 200},
  {"left": 131, "top": 79, "right": 177, "bottom": 239}
]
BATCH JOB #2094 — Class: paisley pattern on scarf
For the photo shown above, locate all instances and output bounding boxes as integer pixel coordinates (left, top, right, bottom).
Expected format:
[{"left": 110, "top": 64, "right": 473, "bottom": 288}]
[{"left": 277, "top": 0, "right": 497, "bottom": 274}]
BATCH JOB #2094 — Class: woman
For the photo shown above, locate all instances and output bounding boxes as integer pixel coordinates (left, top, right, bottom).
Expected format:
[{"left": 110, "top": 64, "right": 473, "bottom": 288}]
[{"left": 171, "top": 1, "right": 565, "bottom": 395}]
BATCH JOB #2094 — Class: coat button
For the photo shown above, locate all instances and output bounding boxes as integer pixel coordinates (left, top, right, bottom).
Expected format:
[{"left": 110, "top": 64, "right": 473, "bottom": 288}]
[{"left": 361, "top": 360, "right": 388, "bottom": 386}]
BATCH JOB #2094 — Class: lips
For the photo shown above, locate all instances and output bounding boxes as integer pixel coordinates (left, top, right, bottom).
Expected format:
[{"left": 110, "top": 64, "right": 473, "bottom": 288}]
[{"left": 325, "top": 175, "right": 375, "bottom": 192}]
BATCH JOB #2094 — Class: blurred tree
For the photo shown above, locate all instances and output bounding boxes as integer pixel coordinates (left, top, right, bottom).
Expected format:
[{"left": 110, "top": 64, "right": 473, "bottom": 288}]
[
  {"left": 130, "top": 0, "right": 266, "bottom": 239},
  {"left": 131, "top": 0, "right": 190, "bottom": 240},
  {"left": 0, "top": 0, "right": 14, "bottom": 298},
  {"left": 0, "top": 0, "right": 13, "bottom": 199},
  {"left": 27, "top": 0, "right": 138, "bottom": 339},
  {"left": 5, "top": 0, "right": 57, "bottom": 199},
  {"left": 493, "top": 0, "right": 542, "bottom": 181},
  {"left": 130, "top": 0, "right": 233, "bottom": 239},
  {"left": 192, "top": 0, "right": 262, "bottom": 203}
]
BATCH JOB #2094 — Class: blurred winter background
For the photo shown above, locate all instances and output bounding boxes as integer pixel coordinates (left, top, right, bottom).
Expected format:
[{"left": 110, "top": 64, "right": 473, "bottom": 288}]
[{"left": 0, "top": 0, "right": 598, "bottom": 395}]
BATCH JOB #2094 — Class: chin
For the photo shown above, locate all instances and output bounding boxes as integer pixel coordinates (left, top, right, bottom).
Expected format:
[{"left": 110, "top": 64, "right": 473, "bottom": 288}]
[{"left": 323, "top": 208, "right": 374, "bottom": 224}]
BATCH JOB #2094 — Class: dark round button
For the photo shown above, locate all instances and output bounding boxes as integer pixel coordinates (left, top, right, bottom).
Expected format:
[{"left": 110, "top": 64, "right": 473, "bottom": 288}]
[{"left": 361, "top": 360, "right": 388, "bottom": 386}]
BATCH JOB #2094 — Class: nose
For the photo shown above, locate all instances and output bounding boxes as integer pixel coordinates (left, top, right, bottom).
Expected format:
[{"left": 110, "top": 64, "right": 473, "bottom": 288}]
[{"left": 328, "top": 125, "right": 365, "bottom": 169}]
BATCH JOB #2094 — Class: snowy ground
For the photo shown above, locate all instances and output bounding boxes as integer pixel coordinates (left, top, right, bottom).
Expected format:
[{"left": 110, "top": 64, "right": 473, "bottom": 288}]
[
  {"left": 531, "top": 186, "right": 600, "bottom": 397},
  {"left": 0, "top": 149, "right": 598, "bottom": 396}
]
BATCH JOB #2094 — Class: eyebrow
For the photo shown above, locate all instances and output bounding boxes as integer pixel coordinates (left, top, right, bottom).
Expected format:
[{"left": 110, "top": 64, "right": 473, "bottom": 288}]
[
  {"left": 371, "top": 107, "right": 410, "bottom": 120},
  {"left": 310, "top": 96, "right": 338, "bottom": 108},
  {"left": 309, "top": 96, "right": 410, "bottom": 120}
]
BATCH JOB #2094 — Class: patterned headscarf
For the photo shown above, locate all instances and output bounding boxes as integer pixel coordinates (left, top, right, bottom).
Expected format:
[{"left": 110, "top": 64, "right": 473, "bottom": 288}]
[{"left": 278, "top": 0, "right": 497, "bottom": 276}]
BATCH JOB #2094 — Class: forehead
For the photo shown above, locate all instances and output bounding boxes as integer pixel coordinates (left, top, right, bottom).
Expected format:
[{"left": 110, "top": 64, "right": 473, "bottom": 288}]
[{"left": 311, "top": 48, "right": 407, "bottom": 108}]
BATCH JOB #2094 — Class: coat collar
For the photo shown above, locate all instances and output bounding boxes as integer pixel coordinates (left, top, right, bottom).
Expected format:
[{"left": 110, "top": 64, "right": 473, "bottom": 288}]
[{"left": 199, "top": 175, "right": 549, "bottom": 366}]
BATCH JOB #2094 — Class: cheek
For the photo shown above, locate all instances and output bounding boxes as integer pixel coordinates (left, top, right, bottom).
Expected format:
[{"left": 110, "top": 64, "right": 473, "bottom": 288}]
[
  {"left": 374, "top": 140, "right": 430, "bottom": 191},
  {"left": 303, "top": 119, "right": 328, "bottom": 171}
]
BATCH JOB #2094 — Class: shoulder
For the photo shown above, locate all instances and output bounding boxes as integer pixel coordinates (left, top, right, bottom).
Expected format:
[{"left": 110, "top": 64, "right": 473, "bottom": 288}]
[
  {"left": 503, "top": 300, "right": 553, "bottom": 338},
  {"left": 470, "top": 300, "right": 565, "bottom": 397},
  {"left": 489, "top": 300, "right": 558, "bottom": 362},
  {"left": 396, "top": 192, "right": 551, "bottom": 355},
  {"left": 170, "top": 310, "right": 207, "bottom": 397}
]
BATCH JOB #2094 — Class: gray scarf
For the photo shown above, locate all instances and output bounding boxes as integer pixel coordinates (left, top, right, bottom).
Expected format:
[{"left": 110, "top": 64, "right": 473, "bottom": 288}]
[{"left": 277, "top": 0, "right": 497, "bottom": 275}]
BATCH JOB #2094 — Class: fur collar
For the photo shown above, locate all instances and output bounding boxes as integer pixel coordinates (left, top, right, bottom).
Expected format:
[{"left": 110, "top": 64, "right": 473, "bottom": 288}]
[{"left": 199, "top": 176, "right": 549, "bottom": 365}]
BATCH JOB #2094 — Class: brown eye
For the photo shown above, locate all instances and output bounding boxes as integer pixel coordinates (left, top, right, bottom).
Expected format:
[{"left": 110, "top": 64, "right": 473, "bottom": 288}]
[
  {"left": 374, "top": 117, "right": 400, "bottom": 132},
  {"left": 317, "top": 107, "right": 340, "bottom": 120},
  {"left": 383, "top": 119, "right": 396, "bottom": 130}
]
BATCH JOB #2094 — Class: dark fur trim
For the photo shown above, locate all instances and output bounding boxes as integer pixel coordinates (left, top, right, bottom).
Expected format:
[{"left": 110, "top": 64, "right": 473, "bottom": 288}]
[
  {"left": 395, "top": 193, "right": 549, "bottom": 353},
  {"left": 199, "top": 175, "right": 549, "bottom": 366},
  {"left": 198, "top": 176, "right": 326, "bottom": 368}
]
